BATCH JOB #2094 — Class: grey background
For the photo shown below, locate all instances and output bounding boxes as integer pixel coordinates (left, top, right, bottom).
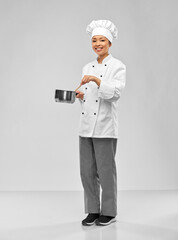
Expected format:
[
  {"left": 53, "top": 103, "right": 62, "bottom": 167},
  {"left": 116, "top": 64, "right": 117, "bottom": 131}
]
[{"left": 0, "top": 0, "right": 177, "bottom": 190}]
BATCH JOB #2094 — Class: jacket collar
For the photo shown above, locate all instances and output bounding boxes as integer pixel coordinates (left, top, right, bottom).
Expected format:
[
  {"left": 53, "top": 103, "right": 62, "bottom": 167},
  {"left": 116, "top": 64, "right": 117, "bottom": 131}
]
[{"left": 94, "top": 53, "right": 112, "bottom": 65}]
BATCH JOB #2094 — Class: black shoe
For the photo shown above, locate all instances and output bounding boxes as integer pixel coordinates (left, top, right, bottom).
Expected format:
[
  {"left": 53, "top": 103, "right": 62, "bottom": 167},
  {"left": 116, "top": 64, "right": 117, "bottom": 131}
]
[
  {"left": 96, "top": 215, "right": 116, "bottom": 226},
  {"left": 82, "top": 213, "right": 100, "bottom": 226}
]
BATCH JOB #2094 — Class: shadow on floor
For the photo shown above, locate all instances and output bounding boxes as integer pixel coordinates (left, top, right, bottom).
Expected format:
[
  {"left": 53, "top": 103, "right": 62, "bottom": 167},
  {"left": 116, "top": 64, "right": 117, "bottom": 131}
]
[{"left": 0, "top": 217, "right": 178, "bottom": 240}]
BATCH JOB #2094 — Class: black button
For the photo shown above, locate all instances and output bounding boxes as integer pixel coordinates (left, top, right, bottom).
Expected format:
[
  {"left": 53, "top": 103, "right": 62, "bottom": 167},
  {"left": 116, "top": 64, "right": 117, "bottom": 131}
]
[
  {"left": 92, "top": 65, "right": 94, "bottom": 67},
  {"left": 96, "top": 100, "right": 98, "bottom": 102},
  {"left": 98, "top": 86, "right": 99, "bottom": 89},
  {"left": 94, "top": 113, "right": 96, "bottom": 115},
  {"left": 82, "top": 112, "right": 84, "bottom": 114},
  {"left": 85, "top": 87, "right": 87, "bottom": 90},
  {"left": 84, "top": 100, "right": 85, "bottom": 102},
  {"left": 100, "top": 75, "right": 102, "bottom": 77},
  {"left": 105, "top": 64, "right": 107, "bottom": 66}
]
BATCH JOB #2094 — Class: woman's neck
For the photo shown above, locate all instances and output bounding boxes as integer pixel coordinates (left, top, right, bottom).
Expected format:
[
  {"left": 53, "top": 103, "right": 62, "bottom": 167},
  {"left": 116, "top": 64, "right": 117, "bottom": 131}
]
[{"left": 97, "top": 52, "right": 109, "bottom": 64}]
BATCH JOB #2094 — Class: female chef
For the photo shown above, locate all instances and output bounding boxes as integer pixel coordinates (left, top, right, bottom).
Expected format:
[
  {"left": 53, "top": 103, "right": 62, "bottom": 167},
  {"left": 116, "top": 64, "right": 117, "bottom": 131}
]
[{"left": 76, "top": 20, "right": 126, "bottom": 226}]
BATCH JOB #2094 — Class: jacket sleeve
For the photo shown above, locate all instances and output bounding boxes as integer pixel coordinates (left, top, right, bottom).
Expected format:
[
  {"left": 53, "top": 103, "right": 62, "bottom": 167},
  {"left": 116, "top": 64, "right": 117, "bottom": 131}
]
[
  {"left": 98, "top": 63, "right": 126, "bottom": 102},
  {"left": 78, "top": 66, "right": 85, "bottom": 103},
  {"left": 78, "top": 85, "right": 85, "bottom": 103}
]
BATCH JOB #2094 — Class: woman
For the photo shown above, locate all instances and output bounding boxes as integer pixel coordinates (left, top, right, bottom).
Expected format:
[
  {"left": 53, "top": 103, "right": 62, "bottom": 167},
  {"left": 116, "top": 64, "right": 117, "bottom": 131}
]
[{"left": 76, "top": 19, "right": 126, "bottom": 226}]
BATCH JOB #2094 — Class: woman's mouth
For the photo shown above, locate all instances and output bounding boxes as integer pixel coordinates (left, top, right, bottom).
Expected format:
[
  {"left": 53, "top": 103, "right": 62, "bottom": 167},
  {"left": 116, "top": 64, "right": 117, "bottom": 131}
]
[{"left": 95, "top": 47, "right": 103, "bottom": 52}]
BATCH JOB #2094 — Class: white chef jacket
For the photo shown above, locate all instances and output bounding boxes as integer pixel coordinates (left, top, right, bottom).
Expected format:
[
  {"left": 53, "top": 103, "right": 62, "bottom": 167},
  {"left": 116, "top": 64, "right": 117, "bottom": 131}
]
[{"left": 78, "top": 53, "right": 126, "bottom": 138}]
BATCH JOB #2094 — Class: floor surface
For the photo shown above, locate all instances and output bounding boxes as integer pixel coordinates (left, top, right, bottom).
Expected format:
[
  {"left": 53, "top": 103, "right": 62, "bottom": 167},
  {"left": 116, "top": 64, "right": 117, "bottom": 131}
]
[{"left": 0, "top": 190, "right": 177, "bottom": 240}]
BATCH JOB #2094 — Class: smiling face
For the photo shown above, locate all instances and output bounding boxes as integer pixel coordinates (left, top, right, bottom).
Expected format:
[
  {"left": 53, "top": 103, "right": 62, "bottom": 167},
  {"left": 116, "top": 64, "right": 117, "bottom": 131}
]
[{"left": 92, "top": 35, "right": 112, "bottom": 56}]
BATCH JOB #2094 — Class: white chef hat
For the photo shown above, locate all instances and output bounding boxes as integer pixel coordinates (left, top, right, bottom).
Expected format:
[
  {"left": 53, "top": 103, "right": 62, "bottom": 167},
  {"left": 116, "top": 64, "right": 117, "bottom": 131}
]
[{"left": 86, "top": 19, "right": 118, "bottom": 43}]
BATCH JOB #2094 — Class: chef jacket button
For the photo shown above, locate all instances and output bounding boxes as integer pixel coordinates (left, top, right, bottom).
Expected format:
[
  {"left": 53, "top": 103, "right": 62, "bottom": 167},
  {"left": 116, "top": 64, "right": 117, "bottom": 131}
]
[
  {"left": 96, "top": 100, "right": 98, "bottom": 102},
  {"left": 105, "top": 64, "right": 107, "bottom": 66},
  {"left": 100, "top": 75, "right": 102, "bottom": 77},
  {"left": 82, "top": 112, "right": 84, "bottom": 114},
  {"left": 84, "top": 100, "right": 85, "bottom": 102},
  {"left": 92, "top": 65, "right": 94, "bottom": 67},
  {"left": 85, "top": 87, "right": 87, "bottom": 90},
  {"left": 94, "top": 113, "right": 96, "bottom": 115},
  {"left": 98, "top": 86, "right": 99, "bottom": 89}
]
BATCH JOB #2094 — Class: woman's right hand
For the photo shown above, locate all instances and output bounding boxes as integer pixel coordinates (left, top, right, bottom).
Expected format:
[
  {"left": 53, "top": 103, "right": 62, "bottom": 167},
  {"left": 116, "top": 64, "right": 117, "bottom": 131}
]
[{"left": 76, "top": 91, "right": 84, "bottom": 100}]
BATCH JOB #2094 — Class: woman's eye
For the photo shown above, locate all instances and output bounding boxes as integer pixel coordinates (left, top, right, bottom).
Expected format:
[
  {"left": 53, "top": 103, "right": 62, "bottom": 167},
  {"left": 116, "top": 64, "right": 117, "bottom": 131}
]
[{"left": 92, "top": 40, "right": 105, "bottom": 42}]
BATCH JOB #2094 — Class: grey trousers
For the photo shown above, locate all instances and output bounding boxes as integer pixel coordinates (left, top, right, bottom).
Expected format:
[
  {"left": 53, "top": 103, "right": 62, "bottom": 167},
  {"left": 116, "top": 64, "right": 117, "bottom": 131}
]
[{"left": 79, "top": 136, "right": 117, "bottom": 217}]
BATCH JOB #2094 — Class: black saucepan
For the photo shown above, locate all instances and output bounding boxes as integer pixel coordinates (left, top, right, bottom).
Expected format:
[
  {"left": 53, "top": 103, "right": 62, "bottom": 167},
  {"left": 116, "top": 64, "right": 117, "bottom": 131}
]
[{"left": 55, "top": 84, "right": 81, "bottom": 104}]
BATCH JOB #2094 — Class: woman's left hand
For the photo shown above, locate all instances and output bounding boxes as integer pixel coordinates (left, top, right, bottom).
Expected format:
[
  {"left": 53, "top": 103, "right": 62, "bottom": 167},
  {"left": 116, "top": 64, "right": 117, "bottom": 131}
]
[
  {"left": 81, "top": 75, "right": 96, "bottom": 85},
  {"left": 81, "top": 75, "right": 101, "bottom": 86}
]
